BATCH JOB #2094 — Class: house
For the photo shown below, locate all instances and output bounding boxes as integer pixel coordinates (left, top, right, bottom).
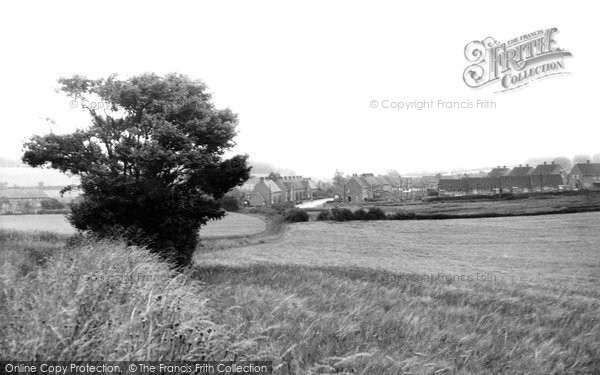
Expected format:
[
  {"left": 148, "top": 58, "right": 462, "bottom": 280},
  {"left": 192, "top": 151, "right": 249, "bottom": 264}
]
[
  {"left": 569, "top": 160, "right": 600, "bottom": 190},
  {"left": 302, "top": 178, "right": 319, "bottom": 199},
  {"left": 251, "top": 178, "right": 283, "bottom": 205},
  {"left": 438, "top": 173, "right": 562, "bottom": 195},
  {"left": 246, "top": 175, "right": 315, "bottom": 206},
  {"left": 282, "top": 176, "right": 308, "bottom": 202},
  {"left": 0, "top": 188, "right": 49, "bottom": 214},
  {"left": 531, "top": 161, "right": 566, "bottom": 186},
  {"left": 488, "top": 166, "right": 510, "bottom": 178},
  {"left": 508, "top": 164, "right": 534, "bottom": 176},
  {"left": 344, "top": 174, "right": 371, "bottom": 203},
  {"left": 532, "top": 161, "right": 563, "bottom": 175}
]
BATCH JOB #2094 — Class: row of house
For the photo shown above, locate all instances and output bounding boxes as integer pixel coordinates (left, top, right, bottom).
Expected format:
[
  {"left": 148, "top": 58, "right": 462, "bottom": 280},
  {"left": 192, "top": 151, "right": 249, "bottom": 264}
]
[
  {"left": 0, "top": 188, "right": 50, "bottom": 214},
  {"left": 439, "top": 160, "right": 600, "bottom": 195},
  {"left": 343, "top": 160, "right": 600, "bottom": 203},
  {"left": 343, "top": 173, "right": 427, "bottom": 204},
  {"left": 0, "top": 187, "right": 82, "bottom": 214},
  {"left": 246, "top": 176, "right": 319, "bottom": 206}
]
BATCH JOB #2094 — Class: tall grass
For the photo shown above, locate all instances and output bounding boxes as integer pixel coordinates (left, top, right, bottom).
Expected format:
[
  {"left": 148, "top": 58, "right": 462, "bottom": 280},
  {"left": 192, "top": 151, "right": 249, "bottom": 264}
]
[
  {"left": 193, "top": 263, "right": 600, "bottom": 374},
  {"left": 0, "top": 230, "right": 261, "bottom": 361}
]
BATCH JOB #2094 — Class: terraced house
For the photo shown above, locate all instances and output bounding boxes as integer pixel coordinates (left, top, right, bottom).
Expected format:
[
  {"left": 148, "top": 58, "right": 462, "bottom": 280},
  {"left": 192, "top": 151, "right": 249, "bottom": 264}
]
[
  {"left": 569, "top": 160, "right": 600, "bottom": 190},
  {"left": 438, "top": 162, "right": 565, "bottom": 195},
  {"left": 344, "top": 173, "right": 405, "bottom": 203},
  {"left": 247, "top": 176, "right": 317, "bottom": 206},
  {"left": 0, "top": 188, "right": 49, "bottom": 214}
]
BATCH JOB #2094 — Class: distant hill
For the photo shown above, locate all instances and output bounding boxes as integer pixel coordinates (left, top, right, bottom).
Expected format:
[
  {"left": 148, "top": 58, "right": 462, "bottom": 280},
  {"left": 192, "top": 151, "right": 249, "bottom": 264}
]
[{"left": 249, "top": 160, "right": 295, "bottom": 176}]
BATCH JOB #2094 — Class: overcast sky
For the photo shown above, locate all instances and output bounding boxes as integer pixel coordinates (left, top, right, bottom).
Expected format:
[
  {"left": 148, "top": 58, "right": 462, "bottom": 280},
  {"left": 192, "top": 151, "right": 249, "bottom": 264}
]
[{"left": 0, "top": 1, "right": 597, "bottom": 179}]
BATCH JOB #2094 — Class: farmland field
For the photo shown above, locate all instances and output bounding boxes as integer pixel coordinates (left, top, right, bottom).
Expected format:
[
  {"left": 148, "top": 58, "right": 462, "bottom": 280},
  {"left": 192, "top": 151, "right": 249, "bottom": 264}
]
[
  {"left": 194, "top": 212, "right": 600, "bottom": 373},
  {"left": 0, "top": 212, "right": 266, "bottom": 237},
  {"left": 330, "top": 192, "right": 600, "bottom": 218}
]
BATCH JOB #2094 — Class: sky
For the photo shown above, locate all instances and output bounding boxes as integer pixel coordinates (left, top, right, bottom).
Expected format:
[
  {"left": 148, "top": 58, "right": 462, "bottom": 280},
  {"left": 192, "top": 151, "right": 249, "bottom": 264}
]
[{"left": 0, "top": 1, "right": 597, "bottom": 180}]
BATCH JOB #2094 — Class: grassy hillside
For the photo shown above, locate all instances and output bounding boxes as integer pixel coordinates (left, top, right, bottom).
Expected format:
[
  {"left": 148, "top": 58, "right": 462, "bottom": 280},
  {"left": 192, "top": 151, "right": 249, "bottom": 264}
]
[{"left": 0, "top": 231, "right": 263, "bottom": 361}]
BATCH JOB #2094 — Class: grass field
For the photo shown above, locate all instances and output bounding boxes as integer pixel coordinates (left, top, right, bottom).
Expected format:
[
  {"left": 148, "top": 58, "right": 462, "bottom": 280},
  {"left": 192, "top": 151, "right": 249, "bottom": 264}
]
[
  {"left": 2, "top": 211, "right": 599, "bottom": 373},
  {"left": 194, "top": 212, "right": 600, "bottom": 373},
  {"left": 330, "top": 192, "right": 600, "bottom": 219},
  {"left": 0, "top": 212, "right": 266, "bottom": 238}
]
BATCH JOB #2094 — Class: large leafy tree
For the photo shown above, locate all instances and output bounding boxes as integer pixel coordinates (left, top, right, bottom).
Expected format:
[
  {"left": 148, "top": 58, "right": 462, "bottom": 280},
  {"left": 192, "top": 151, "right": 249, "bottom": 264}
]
[{"left": 22, "top": 73, "right": 250, "bottom": 267}]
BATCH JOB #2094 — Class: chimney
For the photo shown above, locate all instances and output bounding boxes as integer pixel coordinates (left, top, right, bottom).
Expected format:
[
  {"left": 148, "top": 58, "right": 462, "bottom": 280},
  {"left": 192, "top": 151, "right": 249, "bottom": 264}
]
[
  {"left": 544, "top": 161, "right": 547, "bottom": 165},
  {"left": 526, "top": 164, "right": 530, "bottom": 167},
  {"left": 503, "top": 165, "right": 506, "bottom": 168},
  {"left": 551, "top": 161, "right": 555, "bottom": 165},
  {"left": 519, "top": 164, "right": 522, "bottom": 167},
  {"left": 260, "top": 177, "right": 264, "bottom": 181},
  {"left": 587, "top": 160, "right": 591, "bottom": 164}
]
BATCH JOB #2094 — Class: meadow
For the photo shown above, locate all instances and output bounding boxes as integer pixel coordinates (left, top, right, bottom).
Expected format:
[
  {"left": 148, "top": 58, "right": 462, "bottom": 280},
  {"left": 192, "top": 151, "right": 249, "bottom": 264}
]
[
  {"left": 2, "top": 212, "right": 599, "bottom": 374},
  {"left": 330, "top": 192, "right": 600, "bottom": 219},
  {"left": 194, "top": 212, "right": 600, "bottom": 373},
  {"left": 0, "top": 212, "right": 267, "bottom": 238}
]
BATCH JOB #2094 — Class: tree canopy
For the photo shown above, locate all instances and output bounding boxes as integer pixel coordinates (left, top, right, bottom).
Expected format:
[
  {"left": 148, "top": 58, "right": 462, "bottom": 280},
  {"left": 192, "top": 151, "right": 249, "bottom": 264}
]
[{"left": 22, "top": 73, "right": 251, "bottom": 267}]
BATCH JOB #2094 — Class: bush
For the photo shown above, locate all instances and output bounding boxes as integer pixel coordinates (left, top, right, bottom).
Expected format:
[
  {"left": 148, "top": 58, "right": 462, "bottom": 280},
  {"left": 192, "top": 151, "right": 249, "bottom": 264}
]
[
  {"left": 389, "top": 210, "right": 417, "bottom": 220},
  {"left": 353, "top": 208, "right": 369, "bottom": 220},
  {"left": 272, "top": 201, "right": 295, "bottom": 214},
  {"left": 41, "top": 198, "right": 65, "bottom": 210},
  {"left": 316, "top": 210, "right": 330, "bottom": 221},
  {"left": 330, "top": 207, "right": 355, "bottom": 222},
  {"left": 284, "top": 208, "right": 309, "bottom": 222},
  {"left": 221, "top": 194, "right": 241, "bottom": 212},
  {"left": 366, "top": 207, "right": 387, "bottom": 220}
]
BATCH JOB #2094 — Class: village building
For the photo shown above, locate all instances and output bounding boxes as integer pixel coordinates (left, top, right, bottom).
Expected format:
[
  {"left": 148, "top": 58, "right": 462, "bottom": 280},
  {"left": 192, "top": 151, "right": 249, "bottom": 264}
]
[
  {"left": 569, "top": 160, "right": 600, "bottom": 190},
  {"left": 344, "top": 174, "right": 372, "bottom": 203},
  {"left": 245, "top": 175, "right": 317, "bottom": 206},
  {"left": 0, "top": 188, "right": 49, "bottom": 214},
  {"left": 249, "top": 178, "right": 284, "bottom": 206},
  {"left": 487, "top": 166, "right": 511, "bottom": 178},
  {"left": 508, "top": 164, "right": 534, "bottom": 176},
  {"left": 282, "top": 176, "right": 308, "bottom": 202}
]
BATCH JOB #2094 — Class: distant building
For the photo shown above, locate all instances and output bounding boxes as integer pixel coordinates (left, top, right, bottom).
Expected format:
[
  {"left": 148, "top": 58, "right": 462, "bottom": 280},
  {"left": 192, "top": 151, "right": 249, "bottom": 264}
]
[
  {"left": 246, "top": 175, "right": 316, "bottom": 206},
  {"left": 508, "top": 164, "right": 534, "bottom": 176},
  {"left": 251, "top": 178, "right": 283, "bottom": 206},
  {"left": 0, "top": 188, "right": 49, "bottom": 214},
  {"left": 438, "top": 173, "right": 563, "bottom": 195},
  {"left": 569, "top": 160, "right": 600, "bottom": 190},
  {"left": 343, "top": 173, "right": 407, "bottom": 203},
  {"left": 532, "top": 161, "right": 563, "bottom": 176},
  {"left": 487, "top": 166, "right": 511, "bottom": 178}
]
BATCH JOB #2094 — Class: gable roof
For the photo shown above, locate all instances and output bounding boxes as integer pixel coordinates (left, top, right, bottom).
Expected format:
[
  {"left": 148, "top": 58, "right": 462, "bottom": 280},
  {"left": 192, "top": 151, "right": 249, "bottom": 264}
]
[
  {"left": 572, "top": 162, "right": 600, "bottom": 176},
  {"left": 348, "top": 175, "right": 369, "bottom": 188},
  {"left": 532, "top": 163, "right": 562, "bottom": 175},
  {"left": 0, "top": 189, "right": 49, "bottom": 199},
  {"left": 509, "top": 166, "right": 534, "bottom": 176},
  {"left": 264, "top": 179, "right": 282, "bottom": 193},
  {"left": 488, "top": 167, "right": 510, "bottom": 178},
  {"left": 363, "top": 176, "right": 388, "bottom": 187},
  {"left": 282, "top": 179, "right": 305, "bottom": 190}
]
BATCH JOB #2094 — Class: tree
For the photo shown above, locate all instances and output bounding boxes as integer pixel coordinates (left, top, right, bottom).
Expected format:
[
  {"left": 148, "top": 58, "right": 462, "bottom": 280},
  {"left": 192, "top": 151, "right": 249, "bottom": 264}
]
[
  {"left": 22, "top": 73, "right": 250, "bottom": 267},
  {"left": 267, "top": 172, "right": 282, "bottom": 180},
  {"left": 332, "top": 170, "right": 347, "bottom": 195},
  {"left": 552, "top": 156, "right": 572, "bottom": 172},
  {"left": 573, "top": 154, "right": 592, "bottom": 165}
]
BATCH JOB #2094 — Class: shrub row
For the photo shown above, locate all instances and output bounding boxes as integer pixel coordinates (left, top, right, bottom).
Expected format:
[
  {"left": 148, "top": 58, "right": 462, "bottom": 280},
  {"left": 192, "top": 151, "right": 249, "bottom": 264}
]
[
  {"left": 283, "top": 208, "right": 309, "bottom": 222},
  {"left": 317, "top": 207, "right": 388, "bottom": 221}
]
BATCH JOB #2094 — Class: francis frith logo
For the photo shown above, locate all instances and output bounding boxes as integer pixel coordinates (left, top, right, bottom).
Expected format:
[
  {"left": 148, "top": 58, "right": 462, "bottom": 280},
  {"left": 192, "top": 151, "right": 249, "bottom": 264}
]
[{"left": 463, "top": 28, "right": 572, "bottom": 92}]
